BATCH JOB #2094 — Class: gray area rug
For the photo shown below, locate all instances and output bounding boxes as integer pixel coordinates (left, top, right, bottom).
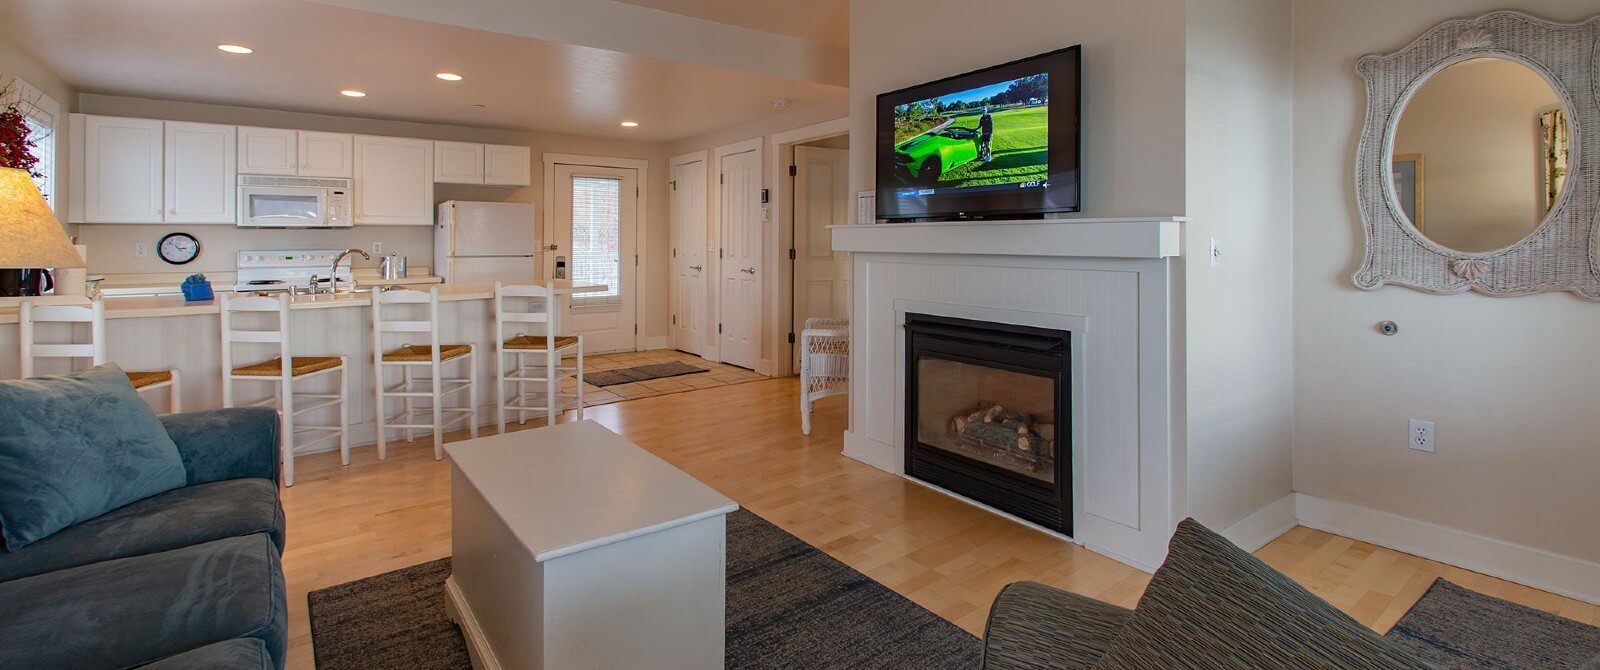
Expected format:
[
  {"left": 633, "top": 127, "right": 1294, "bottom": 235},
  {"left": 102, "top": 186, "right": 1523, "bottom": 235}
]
[
  {"left": 1385, "top": 578, "right": 1600, "bottom": 669},
  {"left": 308, "top": 509, "right": 982, "bottom": 669},
  {"left": 586, "top": 360, "right": 708, "bottom": 386}
]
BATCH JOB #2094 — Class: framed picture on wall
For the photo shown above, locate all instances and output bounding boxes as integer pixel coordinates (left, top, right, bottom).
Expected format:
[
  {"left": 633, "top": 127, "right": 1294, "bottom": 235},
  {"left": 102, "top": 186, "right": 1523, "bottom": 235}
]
[{"left": 1391, "top": 153, "right": 1424, "bottom": 231}]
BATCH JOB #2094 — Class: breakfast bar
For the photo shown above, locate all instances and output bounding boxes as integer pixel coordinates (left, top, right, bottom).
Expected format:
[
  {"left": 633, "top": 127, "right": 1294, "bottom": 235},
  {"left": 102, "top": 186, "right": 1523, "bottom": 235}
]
[{"left": 0, "top": 280, "right": 605, "bottom": 450}]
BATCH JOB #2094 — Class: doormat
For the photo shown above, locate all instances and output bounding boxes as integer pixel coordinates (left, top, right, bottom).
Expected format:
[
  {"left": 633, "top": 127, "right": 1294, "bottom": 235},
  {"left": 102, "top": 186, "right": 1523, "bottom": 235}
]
[{"left": 586, "top": 360, "right": 708, "bottom": 387}]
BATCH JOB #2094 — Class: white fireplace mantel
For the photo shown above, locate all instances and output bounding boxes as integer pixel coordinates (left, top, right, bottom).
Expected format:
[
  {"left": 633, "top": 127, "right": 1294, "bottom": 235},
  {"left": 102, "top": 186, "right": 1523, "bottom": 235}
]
[
  {"left": 829, "top": 217, "right": 1185, "bottom": 258},
  {"left": 832, "top": 216, "right": 1185, "bottom": 571}
]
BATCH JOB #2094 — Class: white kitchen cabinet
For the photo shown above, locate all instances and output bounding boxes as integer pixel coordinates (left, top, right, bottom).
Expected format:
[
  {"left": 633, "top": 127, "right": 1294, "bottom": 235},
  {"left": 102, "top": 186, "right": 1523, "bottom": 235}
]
[
  {"left": 164, "top": 121, "right": 236, "bottom": 224},
  {"left": 299, "top": 131, "right": 354, "bottom": 178},
  {"left": 484, "top": 144, "right": 532, "bottom": 186},
  {"left": 238, "top": 126, "right": 298, "bottom": 176},
  {"left": 83, "top": 115, "right": 165, "bottom": 223},
  {"left": 354, "top": 135, "right": 434, "bottom": 225},
  {"left": 435, "top": 141, "right": 486, "bottom": 184}
]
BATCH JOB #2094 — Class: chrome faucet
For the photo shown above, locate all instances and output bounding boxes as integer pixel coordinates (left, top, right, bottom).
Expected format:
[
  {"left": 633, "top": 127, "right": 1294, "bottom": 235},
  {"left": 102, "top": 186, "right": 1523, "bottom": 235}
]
[{"left": 328, "top": 249, "right": 371, "bottom": 294}]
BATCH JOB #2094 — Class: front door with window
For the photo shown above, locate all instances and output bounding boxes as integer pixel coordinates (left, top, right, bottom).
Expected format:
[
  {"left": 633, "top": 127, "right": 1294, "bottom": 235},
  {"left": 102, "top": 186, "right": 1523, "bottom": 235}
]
[{"left": 548, "top": 164, "right": 638, "bottom": 353}]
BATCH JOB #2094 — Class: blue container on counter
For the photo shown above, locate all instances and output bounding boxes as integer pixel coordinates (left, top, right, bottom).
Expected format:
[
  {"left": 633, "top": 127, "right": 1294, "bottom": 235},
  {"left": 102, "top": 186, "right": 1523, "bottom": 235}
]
[{"left": 180, "top": 274, "right": 214, "bottom": 302}]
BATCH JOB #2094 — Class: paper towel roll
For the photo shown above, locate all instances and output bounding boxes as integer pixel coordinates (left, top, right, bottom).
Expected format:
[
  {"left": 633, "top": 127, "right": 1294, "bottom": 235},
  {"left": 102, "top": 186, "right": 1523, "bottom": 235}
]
[{"left": 56, "top": 244, "right": 88, "bottom": 295}]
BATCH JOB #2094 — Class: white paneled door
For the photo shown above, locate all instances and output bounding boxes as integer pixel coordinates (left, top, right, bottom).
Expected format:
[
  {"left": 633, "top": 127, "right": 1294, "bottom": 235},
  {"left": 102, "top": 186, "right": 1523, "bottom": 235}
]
[
  {"left": 670, "top": 157, "right": 708, "bottom": 356},
  {"left": 549, "top": 163, "right": 638, "bottom": 353},
  {"left": 793, "top": 146, "right": 851, "bottom": 348},
  {"left": 718, "top": 148, "right": 762, "bottom": 370}
]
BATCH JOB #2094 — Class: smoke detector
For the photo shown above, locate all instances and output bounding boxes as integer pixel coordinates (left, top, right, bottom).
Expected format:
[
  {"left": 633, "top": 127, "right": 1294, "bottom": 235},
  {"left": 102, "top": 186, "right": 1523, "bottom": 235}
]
[{"left": 773, "top": 98, "right": 792, "bottom": 109}]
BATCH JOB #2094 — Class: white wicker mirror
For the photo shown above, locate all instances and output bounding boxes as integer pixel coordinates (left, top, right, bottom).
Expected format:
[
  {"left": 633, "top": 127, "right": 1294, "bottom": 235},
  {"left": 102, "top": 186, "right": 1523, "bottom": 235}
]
[{"left": 1353, "top": 11, "right": 1600, "bottom": 299}]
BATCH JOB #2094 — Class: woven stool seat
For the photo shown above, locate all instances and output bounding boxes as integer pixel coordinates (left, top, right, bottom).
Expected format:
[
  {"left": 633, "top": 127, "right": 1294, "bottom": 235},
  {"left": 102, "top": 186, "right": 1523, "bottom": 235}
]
[
  {"left": 504, "top": 335, "right": 579, "bottom": 351},
  {"left": 383, "top": 344, "right": 472, "bottom": 362},
  {"left": 232, "top": 356, "right": 343, "bottom": 377},
  {"left": 126, "top": 370, "right": 174, "bottom": 389}
]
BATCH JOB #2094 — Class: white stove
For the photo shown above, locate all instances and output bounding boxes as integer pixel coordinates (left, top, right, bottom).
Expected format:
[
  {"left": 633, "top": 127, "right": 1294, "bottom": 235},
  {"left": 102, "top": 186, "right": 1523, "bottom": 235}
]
[{"left": 234, "top": 249, "right": 355, "bottom": 293}]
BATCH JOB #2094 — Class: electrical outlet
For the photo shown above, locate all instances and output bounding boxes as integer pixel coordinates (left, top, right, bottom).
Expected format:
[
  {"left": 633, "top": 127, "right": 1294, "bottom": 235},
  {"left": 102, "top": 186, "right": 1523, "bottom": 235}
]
[
  {"left": 134, "top": 242, "right": 147, "bottom": 258},
  {"left": 1209, "top": 237, "right": 1222, "bottom": 267},
  {"left": 1408, "top": 419, "right": 1435, "bottom": 452},
  {"left": 371, "top": 241, "right": 383, "bottom": 255}
]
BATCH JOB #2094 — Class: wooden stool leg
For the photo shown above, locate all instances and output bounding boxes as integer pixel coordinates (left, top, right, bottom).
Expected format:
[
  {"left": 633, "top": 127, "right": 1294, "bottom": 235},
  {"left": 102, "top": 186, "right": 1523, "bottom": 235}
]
[
  {"left": 517, "top": 352, "right": 528, "bottom": 425},
  {"left": 575, "top": 339, "right": 585, "bottom": 421},
  {"left": 375, "top": 363, "right": 388, "bottom": 460},
  {"left": 281, "top": 377, "right": 296, "bottom": 487},
  {"left": 403, "top": 366, "right": 416, "bottom": 443},
  {"left": 338, "top": 358, "right": 351, "bottom": 466},
  {"left": 468, "top": 352, "right": 479, "bottom": 439},
  {"left": 496, "top": 344, "right": 507, "bottom": 435},
  {"left": 168, "top": 370, "right": 182, "bottom": 414},
  {"left": 431, "top": 359, "right": 444, "bottom": 460},
  {"left": 546, "top": 347, "right": 558, "bottom": 426}
]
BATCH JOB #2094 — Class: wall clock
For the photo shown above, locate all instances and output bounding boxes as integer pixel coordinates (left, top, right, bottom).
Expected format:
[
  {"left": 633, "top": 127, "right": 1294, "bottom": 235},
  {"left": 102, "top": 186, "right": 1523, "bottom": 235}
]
[{"left": 157, "top": 232, "right": 200, "bottom": 265}]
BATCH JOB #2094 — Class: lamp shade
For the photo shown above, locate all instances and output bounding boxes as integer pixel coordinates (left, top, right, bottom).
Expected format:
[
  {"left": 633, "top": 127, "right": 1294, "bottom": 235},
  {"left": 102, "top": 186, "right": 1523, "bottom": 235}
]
[{"left": 0, "top": 167, "right": 82, "bottom": 269}]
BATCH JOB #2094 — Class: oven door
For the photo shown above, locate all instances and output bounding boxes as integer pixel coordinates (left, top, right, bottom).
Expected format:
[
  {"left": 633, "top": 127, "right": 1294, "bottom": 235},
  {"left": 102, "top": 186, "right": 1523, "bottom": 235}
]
[{"left": 238, "top": 187, "right": 329, "bottom": 227}]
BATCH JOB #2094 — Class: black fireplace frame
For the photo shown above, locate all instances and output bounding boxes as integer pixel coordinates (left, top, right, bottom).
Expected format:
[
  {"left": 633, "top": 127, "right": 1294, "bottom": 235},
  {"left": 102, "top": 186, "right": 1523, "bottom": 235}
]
[{"left": 904, "top": 313, "right": 1072, "bottom": 535}]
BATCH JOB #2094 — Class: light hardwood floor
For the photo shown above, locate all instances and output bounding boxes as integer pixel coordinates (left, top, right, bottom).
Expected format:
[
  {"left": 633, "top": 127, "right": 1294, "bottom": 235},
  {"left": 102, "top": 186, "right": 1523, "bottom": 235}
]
[{"left": 279, "top": 376, "right": 1597, "bottom": 669}]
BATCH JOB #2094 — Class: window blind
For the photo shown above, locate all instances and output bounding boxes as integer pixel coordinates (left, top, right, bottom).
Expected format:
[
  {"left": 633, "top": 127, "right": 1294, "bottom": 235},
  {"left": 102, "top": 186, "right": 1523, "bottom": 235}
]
[{"left": 571, "top": 176, "right": 622, "bottom": 306}]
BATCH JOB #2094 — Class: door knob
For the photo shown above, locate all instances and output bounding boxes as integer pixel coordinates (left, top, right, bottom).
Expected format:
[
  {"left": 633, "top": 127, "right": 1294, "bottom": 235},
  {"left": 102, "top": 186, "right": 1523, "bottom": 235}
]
[
  {"left": 689, "top": 264, "right": 702, "bottom": 271},
  {"left": 742, "top": 267, "right": 756, "bottom": 275},
  {"left": 544, "top": 244, "right": 559, "bottom": 251}
]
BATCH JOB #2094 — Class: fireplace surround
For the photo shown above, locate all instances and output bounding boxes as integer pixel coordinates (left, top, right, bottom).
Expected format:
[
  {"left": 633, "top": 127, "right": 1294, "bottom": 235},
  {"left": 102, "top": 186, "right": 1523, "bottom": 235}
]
[{"left": 905, "top": 313, "right": 1072, "bottom": 534}]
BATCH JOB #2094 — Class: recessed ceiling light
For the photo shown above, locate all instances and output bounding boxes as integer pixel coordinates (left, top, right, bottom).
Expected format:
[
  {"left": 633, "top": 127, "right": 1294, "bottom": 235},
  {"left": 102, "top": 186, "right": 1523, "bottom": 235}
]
[
  {"left": 620, "top": 121, "right": 639, "bottom": 127},
  {"left": 216, "top": 44, "right": 254, "bottom": 54},
  {"left": 340, "top": 90, "right": 367, "bottom": 98},
  {"left": 473, "top": 104, "right": 487, "bottom": 111},
  {"left": 436, "top": 72, "right": 464, "bottom": 81},
  {"left": 773, "top": 98, "right": 792, "bottom": 109}
]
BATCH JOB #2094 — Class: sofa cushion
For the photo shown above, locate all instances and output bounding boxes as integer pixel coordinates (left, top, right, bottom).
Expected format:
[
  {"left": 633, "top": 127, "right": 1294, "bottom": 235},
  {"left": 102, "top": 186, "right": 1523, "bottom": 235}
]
[
  {"left": 1089, "top": 519, "right": 1438, "bottom": 670},
  {"left": 0, "top": 478, "right": 283, "bottom": 583},
  {"left": 138, "top": 639, "right": 272, "bottom": 670},
  {"left": 0, "top": 363, "right": 186, "bottom": 550},
  {"left": 983, "top": 581, "right": 1133, "bottom": 670},
  {"left": 0, "top": 533, "right": 286, "bottom": 670}
]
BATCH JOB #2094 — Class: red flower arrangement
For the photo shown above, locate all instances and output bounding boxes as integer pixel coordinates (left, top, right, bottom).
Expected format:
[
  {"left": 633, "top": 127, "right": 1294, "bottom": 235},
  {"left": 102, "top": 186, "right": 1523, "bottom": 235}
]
[{"left": 0, "top": 83, "right": 41, "bottom": 177}]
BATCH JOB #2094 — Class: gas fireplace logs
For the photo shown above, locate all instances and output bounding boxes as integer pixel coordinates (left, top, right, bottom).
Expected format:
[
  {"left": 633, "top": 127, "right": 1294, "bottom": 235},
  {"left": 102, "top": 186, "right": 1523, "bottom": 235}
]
[{"left": 948, "top": 404, "right": 1055, "bottom": 460}]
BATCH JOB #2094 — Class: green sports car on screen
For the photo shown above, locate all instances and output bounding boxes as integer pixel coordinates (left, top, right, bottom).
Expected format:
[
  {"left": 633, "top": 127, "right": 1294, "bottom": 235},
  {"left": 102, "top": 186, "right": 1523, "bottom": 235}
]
[{"left": 894, "top": 126, "right": 981, "bottom": 184}]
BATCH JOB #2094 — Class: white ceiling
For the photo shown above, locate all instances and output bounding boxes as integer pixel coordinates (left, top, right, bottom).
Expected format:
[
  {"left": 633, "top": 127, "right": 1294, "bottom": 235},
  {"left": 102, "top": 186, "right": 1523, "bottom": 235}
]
[
  {"left": 0, "top": 0, "right": 847, "bottom": 142},
  {"left": 613, "top": 0, "right": 849, "bottom": 47}
]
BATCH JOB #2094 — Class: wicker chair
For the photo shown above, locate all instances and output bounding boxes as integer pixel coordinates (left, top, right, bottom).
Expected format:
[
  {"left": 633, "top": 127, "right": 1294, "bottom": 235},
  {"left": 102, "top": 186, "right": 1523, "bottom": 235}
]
[{"left": 799, "top": 317, "right": 849, "bottom": 435}]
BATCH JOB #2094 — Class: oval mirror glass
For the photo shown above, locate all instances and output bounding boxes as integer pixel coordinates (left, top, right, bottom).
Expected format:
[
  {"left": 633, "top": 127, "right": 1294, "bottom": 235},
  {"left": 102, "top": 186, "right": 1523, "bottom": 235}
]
[{"left": 1391, "top": 57, "right": 1570, "bottom": 253}]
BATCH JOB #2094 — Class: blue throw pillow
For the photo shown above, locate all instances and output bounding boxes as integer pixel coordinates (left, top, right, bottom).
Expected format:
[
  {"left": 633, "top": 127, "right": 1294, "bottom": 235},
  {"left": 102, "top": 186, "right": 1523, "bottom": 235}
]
[{"left": 0, "top": 363, "right": 187, "bottom": 550}]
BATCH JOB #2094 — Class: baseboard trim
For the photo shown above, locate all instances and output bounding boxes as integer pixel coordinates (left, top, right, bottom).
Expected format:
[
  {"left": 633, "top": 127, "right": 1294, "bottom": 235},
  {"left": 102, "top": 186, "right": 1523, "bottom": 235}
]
[
  {"left": 841, "top": 430, "right": 901, "bottom": 474},
  {"left": 1293, "top": 493, "right": 1600, "bottom": 606},
  {"left": 642, "top": 336, "right": 669, "bottom": 351},
  {"left": 443, "top": 575, "right": 504, "bottom": 670},
  {"left": 1217, "top": 493, "right": 1298, "bottom": 552}
]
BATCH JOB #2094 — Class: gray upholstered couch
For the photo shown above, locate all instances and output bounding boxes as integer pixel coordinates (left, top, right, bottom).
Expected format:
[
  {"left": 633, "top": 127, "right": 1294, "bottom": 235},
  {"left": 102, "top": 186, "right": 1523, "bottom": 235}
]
[
  {"left": 0, "top": 407, "right": 288, "bottom": 670},
  {"left": 980, "top": 519, "right": 1439, "bottom": 669}
]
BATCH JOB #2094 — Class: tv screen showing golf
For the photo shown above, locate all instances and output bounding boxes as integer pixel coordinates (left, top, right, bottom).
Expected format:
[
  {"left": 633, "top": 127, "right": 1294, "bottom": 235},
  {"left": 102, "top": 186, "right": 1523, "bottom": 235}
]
[{"left": 876, "top": 46, "right": 1080, "bottom": 221}]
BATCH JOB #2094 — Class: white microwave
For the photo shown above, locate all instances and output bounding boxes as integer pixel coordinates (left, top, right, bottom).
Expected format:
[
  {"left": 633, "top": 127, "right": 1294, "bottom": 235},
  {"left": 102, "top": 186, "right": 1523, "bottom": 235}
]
[{"left": 237, "top": 176, "right": 352, "bottom": 228}]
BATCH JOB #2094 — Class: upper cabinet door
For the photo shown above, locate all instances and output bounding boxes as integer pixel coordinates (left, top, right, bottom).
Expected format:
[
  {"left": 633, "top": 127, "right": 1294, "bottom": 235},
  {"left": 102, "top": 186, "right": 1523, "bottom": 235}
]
[
  {"left": 299, "top": 131, "right": 354, "bottom": 178},
  {"left": 164, "top": 121, "right": 237, "bottom": 224},
  {"left": 238, "top": 126, "right": 297, "bottom": 176},
  {"left": 484, "top": 144, "right": 532, "bottom": 186},
  {"left": 354, "top": 135, "right": 434, "bottom": 225},
  {"left": 83, "top": 115, "right": 165, "bottom": 223},
  {"left": 434, "top": 141, "right": 485, "bottom": 184}
]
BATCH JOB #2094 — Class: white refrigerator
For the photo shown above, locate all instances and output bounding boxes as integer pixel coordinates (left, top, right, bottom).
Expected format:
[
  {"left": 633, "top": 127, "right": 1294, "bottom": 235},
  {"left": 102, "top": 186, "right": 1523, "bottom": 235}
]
[{"left": 434, "top": 201, "right": 539, "bottom": 283}]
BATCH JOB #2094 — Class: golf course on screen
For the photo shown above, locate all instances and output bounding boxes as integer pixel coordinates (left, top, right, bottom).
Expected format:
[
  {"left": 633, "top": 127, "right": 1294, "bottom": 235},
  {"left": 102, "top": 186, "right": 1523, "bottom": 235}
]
[{"left": 892, "top": 73, "right": 1049, "bottom": 190}]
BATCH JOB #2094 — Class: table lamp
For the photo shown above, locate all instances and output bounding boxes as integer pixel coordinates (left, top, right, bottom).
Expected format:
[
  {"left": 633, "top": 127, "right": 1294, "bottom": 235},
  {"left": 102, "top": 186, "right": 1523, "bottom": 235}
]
[{"left": 0, "top": 167, "right": 82, "bottom": 296}]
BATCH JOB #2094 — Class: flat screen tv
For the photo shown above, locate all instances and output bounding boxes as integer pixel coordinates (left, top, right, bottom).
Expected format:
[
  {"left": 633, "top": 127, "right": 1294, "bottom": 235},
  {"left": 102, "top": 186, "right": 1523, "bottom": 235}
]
[{"left": 876, "top": 46, "right": 1081, "bottom": 222}]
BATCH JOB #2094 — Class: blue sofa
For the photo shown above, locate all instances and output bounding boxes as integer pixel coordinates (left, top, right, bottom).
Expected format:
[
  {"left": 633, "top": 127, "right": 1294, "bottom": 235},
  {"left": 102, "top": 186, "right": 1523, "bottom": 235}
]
[{"left": 0, "top": 406, "right": 288, "bottom": 670}]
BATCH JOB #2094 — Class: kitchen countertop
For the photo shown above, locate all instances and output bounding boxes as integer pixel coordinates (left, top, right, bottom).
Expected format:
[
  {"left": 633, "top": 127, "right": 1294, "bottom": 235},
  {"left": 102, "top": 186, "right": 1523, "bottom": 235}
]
[
  {"left": 0, "top": 280, "right": 605, "bottom": 324},
  {"left": 97, "top": 271, "right": 445, "bottom": 297}
]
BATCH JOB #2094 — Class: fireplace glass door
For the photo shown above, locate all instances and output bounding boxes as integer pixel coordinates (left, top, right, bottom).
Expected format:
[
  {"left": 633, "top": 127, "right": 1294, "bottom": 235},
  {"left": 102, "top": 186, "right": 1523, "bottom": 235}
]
[{"left": 916, "top": 358, "right": 1057, "bottom": 485}]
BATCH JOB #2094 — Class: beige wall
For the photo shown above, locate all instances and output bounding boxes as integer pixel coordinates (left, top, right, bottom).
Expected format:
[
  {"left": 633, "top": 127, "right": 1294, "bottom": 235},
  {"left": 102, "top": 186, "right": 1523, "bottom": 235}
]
[
  {"left": 1183, "top": 0, "right": 1295, "bottom": 531},
  {"left": 848, "top": 0, "right": 1188, "bottom": 218},
  {"left": 1293, "top": 0, "right": 1600, "bottom": 563},
  {"left": 73, "top": 94, "right": 676, "bottom": 342},
  {"left": 0, "top": 35, "right": 74, "bottom": 231},
  {"left": 1393, "top": 58, "right": 1558, "bottom": 252}
]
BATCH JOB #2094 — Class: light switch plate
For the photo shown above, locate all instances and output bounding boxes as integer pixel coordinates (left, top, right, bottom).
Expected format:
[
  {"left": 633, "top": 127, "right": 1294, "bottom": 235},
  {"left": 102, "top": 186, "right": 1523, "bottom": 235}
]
[{"left": 134, "top": 242, "right": 147, "bottom": 258}]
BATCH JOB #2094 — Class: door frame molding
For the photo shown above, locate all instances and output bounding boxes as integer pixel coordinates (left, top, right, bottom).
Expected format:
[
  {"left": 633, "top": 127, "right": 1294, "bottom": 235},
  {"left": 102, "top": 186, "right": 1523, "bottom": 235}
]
[
  {"left": 542, "top": 152, "right": 650, "bottom": 352},
  {"left": 768, "top": 117, "right": 849, "bottom": 376},
  {"left": 668, "top": 150, "right": 709, "bottom": 355},
  {"left": 710, "top": 137, "right": 765, "bottom": 368}
]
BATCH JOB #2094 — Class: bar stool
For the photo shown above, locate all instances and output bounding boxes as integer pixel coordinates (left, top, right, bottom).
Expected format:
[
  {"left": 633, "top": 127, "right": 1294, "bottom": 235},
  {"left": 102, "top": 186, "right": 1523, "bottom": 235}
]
[
  {"left": 494, "top": 281, "right": 584, "bottom": 432},
  {"left": 19, "top": 298, "right": 182, "bottom": 413},
  {"left": 373, "top": 286, "right": 477, "bottom": 460},
  {"left": 220, "top": 292, "right": 349, "bottom": 487}
]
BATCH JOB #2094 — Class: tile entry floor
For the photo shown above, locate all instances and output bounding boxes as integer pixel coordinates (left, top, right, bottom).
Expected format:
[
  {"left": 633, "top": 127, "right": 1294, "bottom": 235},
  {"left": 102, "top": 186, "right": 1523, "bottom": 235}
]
[{"left": 539, "top": 349, "right": 768, "bottom": 407}]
